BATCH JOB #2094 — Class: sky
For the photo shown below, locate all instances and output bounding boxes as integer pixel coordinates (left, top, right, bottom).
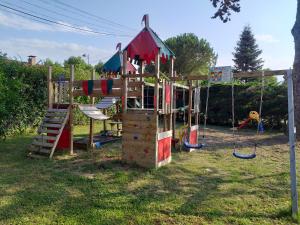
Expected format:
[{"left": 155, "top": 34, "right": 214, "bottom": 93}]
[{"left": 0, "top": 0, "right": 297, "bottom": 70}]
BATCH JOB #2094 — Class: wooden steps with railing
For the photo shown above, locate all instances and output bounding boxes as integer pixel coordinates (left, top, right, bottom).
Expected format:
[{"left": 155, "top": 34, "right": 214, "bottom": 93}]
[{"left": 28, "top": 107, "right": 70, "bottom": 159}]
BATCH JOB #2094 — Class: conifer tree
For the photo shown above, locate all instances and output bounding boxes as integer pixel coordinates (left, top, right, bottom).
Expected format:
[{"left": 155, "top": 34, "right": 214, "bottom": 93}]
[{"left": 232, "top": 25, "right": 263, "bottom": 72}]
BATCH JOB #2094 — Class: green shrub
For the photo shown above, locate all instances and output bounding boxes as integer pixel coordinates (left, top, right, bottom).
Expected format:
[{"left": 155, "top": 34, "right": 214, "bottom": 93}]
[{"left": 0, "top": 57, "right": 95, "bottom": 139}]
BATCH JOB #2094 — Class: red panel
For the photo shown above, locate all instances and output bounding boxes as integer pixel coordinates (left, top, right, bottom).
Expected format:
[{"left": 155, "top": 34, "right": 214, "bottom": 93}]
[
  {"left": 82, "top": 80, "right": 89, "bottom": 95},
  {"left": 47, "top": 121, "right": 70, "bottom": 151},
  {"left": 126, "top": 62, "right": 137, "bottom": 74},
  {"left": 158, "top": 137, "right": 171, "bottom": 162},
  {"left": 165, "top": 84, "right": 171, "bottom": 104},
  {"left": 189, "top": 130, "right": 197, "bottom": 145},
  {"left": 57, "top": 122, "right": 70, "bottom": 150},
  {"left": 101, "top": 80, "right": 108, "bottom": 95}
]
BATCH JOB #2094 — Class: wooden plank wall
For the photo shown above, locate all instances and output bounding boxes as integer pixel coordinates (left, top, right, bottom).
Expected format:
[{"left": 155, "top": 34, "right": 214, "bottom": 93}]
[{"left": 122, "top": 110, "right": 157, "bottom": 168}]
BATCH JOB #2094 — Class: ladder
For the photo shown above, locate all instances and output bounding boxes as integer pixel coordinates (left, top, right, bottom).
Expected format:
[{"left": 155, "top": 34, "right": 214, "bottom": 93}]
[{"left": 28, "top": 107, "right": 70, "bottom": 159}]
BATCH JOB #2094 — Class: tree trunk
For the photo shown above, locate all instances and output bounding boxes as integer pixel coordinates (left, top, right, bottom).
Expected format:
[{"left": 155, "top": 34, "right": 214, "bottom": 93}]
[{"left": 292, "top": 0, "right": 300, "bottom": 139}]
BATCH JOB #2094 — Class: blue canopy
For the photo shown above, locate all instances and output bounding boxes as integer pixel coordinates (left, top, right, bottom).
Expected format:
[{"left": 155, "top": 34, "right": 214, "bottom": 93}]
[{"left": 103, "top": 52, "right": 122, "bottom": 73}]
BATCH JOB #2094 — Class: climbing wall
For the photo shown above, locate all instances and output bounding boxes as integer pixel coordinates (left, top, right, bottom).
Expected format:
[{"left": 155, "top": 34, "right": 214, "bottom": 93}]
[{"left": 122, "top": 110, "right": 157, "bottom": 168}]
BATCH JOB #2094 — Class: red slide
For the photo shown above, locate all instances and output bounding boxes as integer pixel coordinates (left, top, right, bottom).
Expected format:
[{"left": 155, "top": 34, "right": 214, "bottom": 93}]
[{"left": 238, "top": 118, "right": 251, "bottom": 129}]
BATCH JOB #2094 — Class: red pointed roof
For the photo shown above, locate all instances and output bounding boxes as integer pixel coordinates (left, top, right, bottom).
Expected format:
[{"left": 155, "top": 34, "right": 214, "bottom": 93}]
[{"left": 125, "top": 27, "right": 175, "bottom": 64}]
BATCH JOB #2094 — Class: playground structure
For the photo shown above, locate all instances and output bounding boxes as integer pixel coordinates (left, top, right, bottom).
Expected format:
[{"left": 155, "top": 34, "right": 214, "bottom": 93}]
[
  {"left": 28, "top": 15, "right": 195, "bottom": 169},
  {"left": 27, "top": 14, "right": 298, "bottom": 217}
]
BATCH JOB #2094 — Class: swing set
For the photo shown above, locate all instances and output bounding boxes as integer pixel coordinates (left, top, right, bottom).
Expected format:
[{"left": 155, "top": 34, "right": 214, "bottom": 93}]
[
  {"left": 178, "top": 68, "right": 278, "bottom": 162},
  {"left": 231, "top": 71, "right": 265, "bottom": 160}
]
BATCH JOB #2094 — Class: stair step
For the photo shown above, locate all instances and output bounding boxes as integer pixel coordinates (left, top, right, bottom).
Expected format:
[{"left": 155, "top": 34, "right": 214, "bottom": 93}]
[
  {"left": 30, "top": 147, "right": 51, "bottom": 155},
  {"left": 38, "top": 129, "right": 60, "bottom": 134},
  {"left": 45, "top": 112, "right": 67, "bottom": 118},
  {"left": 32, "top": 140, "right": 54, "bottom": 148},
  {"left": 43, "top": 118, "right": 65, "bottom": 124},
  {"left": 30, "top": 106, "right": 70, "bottom": 159},
  {"left": 38, "top": 148, "right": 52, "bottom": 154},
  {"left": 34, "top": 135, "right": 57, "bottom": 141},
  {"left": 41, "top": 123, "right": 62, "bottom": 128},
  {"left": 28, "top": 152, "right": 48, "bottom": 159},
  {"left": 48, "top": 109, "right": 68, "bottom": 113}
]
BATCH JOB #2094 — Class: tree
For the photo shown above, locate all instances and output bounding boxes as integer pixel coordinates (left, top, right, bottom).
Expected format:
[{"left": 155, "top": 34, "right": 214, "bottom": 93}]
[
  {"left": 210, "top": 0, "right": 240, "bottom": 23},
  {"left": 210, "top": 0, "right": 300, "bottom": 139},
  {"left": 94, "top": 61, "right": 104, "bottom": 74},
  {"left": 164, "top": 33, "right": 217, "bottom": 75},
  {"left": 64, "top": 56, "right": 93, "bottom": 80},
  {"left": 233, "top": 25, "right": 263, "bottom": 73},
  {"left": 64, "top": 56, "right": 88, "bottom": 68}
]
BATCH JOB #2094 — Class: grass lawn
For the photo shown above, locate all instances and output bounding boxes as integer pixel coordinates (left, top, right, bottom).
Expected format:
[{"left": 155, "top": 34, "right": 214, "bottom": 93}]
[{"left": 0, "top": 123, "right": 299, "bottom": 225}]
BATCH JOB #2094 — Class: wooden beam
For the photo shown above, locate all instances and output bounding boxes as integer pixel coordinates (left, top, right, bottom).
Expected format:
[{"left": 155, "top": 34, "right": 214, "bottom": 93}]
[
  {"left": 233, "top": 70, "right": 287, "bottom": 78},
  {"left": 169, "top": 69, "right": 288, "bottom": 81},
  {"left": 173, "top": 83, "right": 189, "bottom": 90},
  {"left": 170, "top": 75, "right": 208, "bottom": 81},
  {"left": 125, "top": 73, "right": 156, "bottom": 78}
]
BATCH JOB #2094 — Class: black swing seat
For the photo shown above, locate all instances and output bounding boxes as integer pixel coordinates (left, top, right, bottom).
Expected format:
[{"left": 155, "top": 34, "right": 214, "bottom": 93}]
[
  {"left": 233, "top": 151, "right": 256, "bottom": 160},
  {"left": 183, "top": 139, "right": 204, "bottom": 149}
]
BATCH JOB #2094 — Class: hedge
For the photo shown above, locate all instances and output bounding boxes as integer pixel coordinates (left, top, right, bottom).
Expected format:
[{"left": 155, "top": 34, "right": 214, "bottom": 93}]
[
  {"left": 0, "top": 57, "right": 92, "bottom": 139},
  {"left": 199, "top": 82, "right": 288, "bottom": 130}
]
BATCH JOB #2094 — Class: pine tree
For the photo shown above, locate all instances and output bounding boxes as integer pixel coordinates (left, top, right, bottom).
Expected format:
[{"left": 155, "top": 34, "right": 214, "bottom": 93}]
[{"left": 233, "top": 25, "right": 264, "bottom": 73}]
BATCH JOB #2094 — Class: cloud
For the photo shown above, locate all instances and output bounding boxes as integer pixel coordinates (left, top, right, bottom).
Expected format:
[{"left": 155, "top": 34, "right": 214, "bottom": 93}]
[
  {"left": 255, "top": 34, "right": 279, "bottom": 43},
  {"left": 0, "top": 38, "right": 113, "bottom": 65},
  {"left": 0, "top": 11, "right": 96, "bottom": 35}
]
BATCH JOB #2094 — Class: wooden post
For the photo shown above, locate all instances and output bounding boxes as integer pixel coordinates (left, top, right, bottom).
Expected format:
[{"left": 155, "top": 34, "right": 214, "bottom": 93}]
[
  {"left": 140, "top": 61, "right": 145, "bottom": 109},
  {"left": 172, "top": 86, "right": 176, "bottom": 139},
  {"left": 169, "top": 57, "right": 175, "bottom": 136},
  {"left": 103, "top": 109, "right": 107, "bottom": 131},
  {"left": 88, "top": 69, "right": 95, "bottom": 149},
  {"left": 69, "top": 65, "right": 74, "bottom": 155},
  {"left": 47, "top": 66, "right": 53, "bottom": 109},
  {"left": 154, "top": 54, "right": 160, "bottom": 113},
  {"left": 122, "top": 50, "right": 128, "bottom": 112},
  {"left": 54, "top": 83, "right": 58, "bottom": 104},
  {"left": 195, "top": 81, "right": 199, "bottom": 126},
  {"left": 162, "top": 78, "right": 167, "bottom": 131},
  {"left": 188, "top": 81, "right": 193, "bottom": 128},
  {"left": 58, "top": 81, "right": 63, "bottom": 104},
  {"left": 287, "top": 69, "right": 298, "bottom": 218},
  {"left": 144, "top": 14, "right": 150, "bottom": 28},
  {"left": 154, "top": 53, "right": 160, "bottom": 167}
]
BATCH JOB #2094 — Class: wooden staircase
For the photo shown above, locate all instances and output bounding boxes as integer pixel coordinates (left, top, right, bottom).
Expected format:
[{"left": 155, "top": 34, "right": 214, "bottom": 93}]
[{"left": 28, "top": 107, "right": 70, "bottom": 159}]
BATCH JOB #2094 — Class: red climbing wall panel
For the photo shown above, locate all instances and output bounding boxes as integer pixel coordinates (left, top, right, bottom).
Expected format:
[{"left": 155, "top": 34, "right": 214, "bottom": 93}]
[
  {"left": 158, "top": 136, "right": 171, "bottom": 162},
  {"left": 57, "top": 121, "right": 70, "bottom": 150},
  {"left": 189, "top": 130, "right": 197, "bottom": 145}
]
